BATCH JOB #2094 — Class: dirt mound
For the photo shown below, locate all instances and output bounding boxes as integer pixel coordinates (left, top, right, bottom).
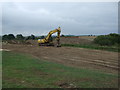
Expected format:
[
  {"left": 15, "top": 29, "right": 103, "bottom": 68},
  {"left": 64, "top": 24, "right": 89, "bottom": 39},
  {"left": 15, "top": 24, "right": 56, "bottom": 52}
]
[
  {"left": 60, "top": 37, "right": 92, "bottom": 44},
  {"left": 60, "top": 36, "right": 96, "bottom": 44}
]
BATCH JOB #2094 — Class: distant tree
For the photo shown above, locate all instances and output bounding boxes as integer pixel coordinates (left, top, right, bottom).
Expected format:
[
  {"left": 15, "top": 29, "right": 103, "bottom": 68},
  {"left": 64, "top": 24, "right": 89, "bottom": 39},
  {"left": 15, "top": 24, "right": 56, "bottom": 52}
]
[
  {"left": 40, "top": 36, "right": 45, "bottom": 39},
  {"left": 109, "top": 33, "right": 120, "bottom": 37},
  {"left": 94, "top": 33, "right": 120, "bottom": 46},
  {"left": 24, "top": 36, "right": 30, "bottom": 40},
  {"left": 2, "top": 35, "right": 8, "bottom": 40},
  {"left": 35, "top": 36, "right": 41, "bottom": 40},
  {"left": 108, "top": 33, "right": 120, "bottom": 44},
  {"left": 24, "top": 34, "right": 36, "bottom": 40},
  {"left": 61, "top": 34, "right": 65, "bottom": 37},
  {"left": 30, "top": 34, "right": 35, "bottom": 40},
  {"left": 16, "top": 34, "right": 24, "bottom": 40},
  {"left": 0, "top": 36, "right": 2, "bottom": 40},
  {"left": 8, "top": 34, "right": 15, "bottom": 40}
]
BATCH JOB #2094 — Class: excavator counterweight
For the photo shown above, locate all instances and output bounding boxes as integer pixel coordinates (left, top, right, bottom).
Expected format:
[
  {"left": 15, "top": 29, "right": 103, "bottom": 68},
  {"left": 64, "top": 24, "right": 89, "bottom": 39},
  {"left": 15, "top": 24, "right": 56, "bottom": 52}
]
[{"left": 38, "top": 27, "right": 61, "bottom": 47}]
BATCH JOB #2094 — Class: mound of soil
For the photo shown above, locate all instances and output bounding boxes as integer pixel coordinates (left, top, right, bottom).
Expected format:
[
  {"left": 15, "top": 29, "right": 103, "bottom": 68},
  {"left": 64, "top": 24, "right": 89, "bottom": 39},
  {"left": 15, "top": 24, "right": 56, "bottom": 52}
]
[{"left": 60, "top": 37, "right": 92, "bottom": 44}]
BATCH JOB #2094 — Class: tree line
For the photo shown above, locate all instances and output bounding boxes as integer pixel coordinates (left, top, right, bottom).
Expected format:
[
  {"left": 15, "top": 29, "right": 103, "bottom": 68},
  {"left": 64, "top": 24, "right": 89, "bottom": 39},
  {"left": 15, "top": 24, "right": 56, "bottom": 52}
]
[
  {"left": 2, "top": 34, "right": 65, "bottom": 41},
  {"left": 2, "top": 34, "right": 38, "bottom": 41},
  {"left": 94, "top": 33, "right": 120, "bottom": 46}
]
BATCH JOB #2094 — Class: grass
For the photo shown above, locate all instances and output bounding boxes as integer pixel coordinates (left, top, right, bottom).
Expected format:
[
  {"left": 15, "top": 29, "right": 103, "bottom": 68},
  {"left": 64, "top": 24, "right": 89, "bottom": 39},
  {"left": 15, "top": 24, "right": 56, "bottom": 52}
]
[
  {"left": 2, "top": 51, "right": 118, "bottom": 88},
  {"left": 62, "top": 44, "right": 120, "bottom": 52}
]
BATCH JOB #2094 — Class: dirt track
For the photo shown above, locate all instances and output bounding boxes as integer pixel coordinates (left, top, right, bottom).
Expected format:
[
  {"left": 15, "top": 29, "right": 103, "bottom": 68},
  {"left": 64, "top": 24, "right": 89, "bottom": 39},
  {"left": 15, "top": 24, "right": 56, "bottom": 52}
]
[{"left": 2, "top": 43, "right": 119, "bottom": 74}]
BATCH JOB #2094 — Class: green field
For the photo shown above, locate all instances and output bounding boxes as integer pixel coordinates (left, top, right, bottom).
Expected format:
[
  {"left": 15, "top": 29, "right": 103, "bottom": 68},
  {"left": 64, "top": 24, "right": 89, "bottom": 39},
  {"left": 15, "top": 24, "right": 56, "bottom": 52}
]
[{"left": 2, "top": 51, "right": 118, "bottom": 88}]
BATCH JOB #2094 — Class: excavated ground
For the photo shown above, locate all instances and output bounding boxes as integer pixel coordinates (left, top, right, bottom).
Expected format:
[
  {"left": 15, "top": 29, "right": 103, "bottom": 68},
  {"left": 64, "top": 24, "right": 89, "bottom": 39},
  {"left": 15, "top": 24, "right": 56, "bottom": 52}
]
[{"left": 2, "top": 42, "right": 119, "bottom": 74}]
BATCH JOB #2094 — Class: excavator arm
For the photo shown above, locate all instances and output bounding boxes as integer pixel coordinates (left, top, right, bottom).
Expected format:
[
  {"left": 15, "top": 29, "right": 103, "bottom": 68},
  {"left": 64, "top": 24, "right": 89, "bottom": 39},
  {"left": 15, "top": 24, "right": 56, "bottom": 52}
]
[
  {"left": 38, "top": 27, "right": 61, "bottom": 47},
  {"left": 45, "top": 27, "right": 61, "bottom": 42}
]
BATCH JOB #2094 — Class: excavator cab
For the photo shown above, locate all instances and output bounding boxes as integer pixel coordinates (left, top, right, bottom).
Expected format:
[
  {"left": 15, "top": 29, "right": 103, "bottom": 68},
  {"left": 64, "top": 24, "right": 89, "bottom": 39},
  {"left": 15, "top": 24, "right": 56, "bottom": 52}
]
[{"left": 38, "top": 27, "right": 61, "bottom": 47}]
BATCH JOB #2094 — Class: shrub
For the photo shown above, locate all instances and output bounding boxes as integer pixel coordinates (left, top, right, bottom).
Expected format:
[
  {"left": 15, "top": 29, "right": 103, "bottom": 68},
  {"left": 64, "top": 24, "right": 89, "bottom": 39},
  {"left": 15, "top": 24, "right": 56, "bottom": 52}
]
[
  {"left": 16, "top": 34, "right": 24, "bottom": 40},
  {"left": 40, "top": 36, "right": 45, "bottom": 39},
  {"left": 25, "top": 35, "right": 36, "bottom": 40},
  {"left": 61, "top": 34, "right": 65, "bottom": 37},
  {"left": 8, "top": 34, "right": 15, "bottom": 40},
  {"left": 2, "top": 34, "right": 15, "bottom": 40},
  {"left": 2, "top": 35, "right": 9, "bottom": 40},
  {"left": 94, "top": 33, "right": 120, "bottom": 46},
  {"left": 30, "top": 34, "right": 35, "bottom": 40}
]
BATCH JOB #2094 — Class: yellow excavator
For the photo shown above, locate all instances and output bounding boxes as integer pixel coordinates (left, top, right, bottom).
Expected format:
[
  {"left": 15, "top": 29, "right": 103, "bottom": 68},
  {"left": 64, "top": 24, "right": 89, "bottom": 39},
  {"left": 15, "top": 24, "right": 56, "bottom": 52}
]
[{"left": 38, "top": 27, "right": 61, "bottom": 47}]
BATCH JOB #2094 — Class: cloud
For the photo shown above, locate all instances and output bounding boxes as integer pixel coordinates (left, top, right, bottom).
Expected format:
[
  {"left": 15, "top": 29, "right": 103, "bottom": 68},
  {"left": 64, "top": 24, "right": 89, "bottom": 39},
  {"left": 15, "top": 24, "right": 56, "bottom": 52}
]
[{"left": 2, "top": 2, "right": 118, "bottom": 36}]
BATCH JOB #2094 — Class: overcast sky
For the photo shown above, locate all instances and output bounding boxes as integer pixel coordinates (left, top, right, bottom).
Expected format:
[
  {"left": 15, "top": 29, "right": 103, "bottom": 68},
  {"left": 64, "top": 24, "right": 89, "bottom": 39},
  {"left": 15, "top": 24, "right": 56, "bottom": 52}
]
[{"left": 1, "top": 2, "right": 118, "bottom": 36}]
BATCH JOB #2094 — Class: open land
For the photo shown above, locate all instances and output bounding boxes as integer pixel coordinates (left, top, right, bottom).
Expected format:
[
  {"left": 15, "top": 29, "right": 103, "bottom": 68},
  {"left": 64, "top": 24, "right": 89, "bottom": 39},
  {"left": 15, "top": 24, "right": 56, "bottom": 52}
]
[
  {"left": 2, "top": 36, "right": 119, "bottom": 88},
  {"left": 2, "top": 36, "right": 119, "bottom": 74}
]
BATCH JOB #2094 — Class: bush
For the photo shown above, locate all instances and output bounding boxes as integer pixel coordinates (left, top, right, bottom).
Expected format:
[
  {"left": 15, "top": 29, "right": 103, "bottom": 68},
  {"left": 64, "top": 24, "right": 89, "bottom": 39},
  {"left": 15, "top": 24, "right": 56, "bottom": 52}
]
[
  {"left": 16, "top": 34, "right": 24, "bottom": 40},
  {"left": 40, "top": 36, "right": 45, "bottom": 39},
  {"left": 8, "top": 34, "right": 15, "bottom": 40},
  {"left": 94, "top": 33, "right": 120, "bottom": 46},
  {"left": 30, "top": 34, "right": 35, "bottom": 40},
  {"left": 61, "top": 34, "right": 65, "bottom": 37},
  {"left": 2, "top": 34, "right": 15, "bottom": 40},
  {"left": 2, "top": 35, "right": 9, "bottom": 40},
  {"left": 25, "top": 35, "right": 36, "bottom": 40}
]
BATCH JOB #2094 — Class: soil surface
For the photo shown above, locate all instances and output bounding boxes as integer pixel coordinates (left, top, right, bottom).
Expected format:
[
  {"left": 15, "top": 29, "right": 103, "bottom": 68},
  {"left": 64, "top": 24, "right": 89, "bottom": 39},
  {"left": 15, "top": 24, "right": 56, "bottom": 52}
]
[{"left": 2, "top": 41, "right": 119, "bottom": 74}]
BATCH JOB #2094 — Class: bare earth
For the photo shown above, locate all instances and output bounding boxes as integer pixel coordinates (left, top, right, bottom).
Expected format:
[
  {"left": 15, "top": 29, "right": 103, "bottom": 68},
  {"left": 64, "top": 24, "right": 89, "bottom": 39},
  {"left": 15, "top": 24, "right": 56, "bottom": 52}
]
[{"left": 2, "top": 42, "right": 119, "bottom": 74}]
